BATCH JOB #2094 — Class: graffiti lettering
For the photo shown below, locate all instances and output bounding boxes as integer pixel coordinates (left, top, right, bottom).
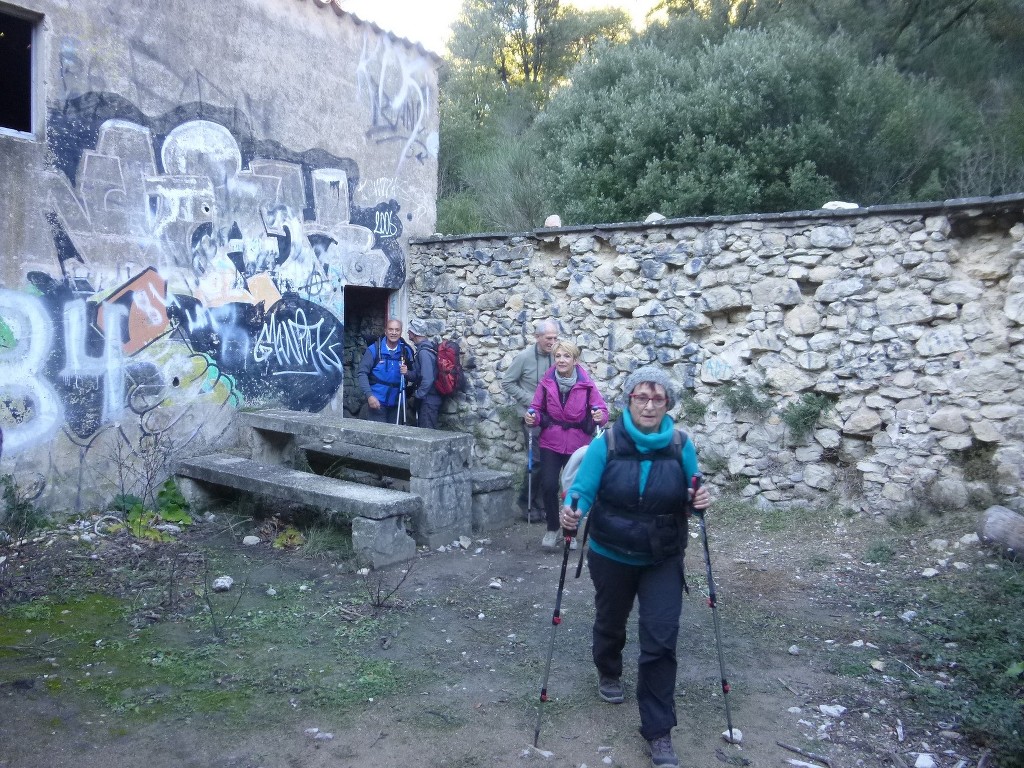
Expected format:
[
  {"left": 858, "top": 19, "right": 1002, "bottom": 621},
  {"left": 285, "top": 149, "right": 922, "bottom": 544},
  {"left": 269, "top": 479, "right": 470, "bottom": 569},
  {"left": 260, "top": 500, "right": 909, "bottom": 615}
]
[
  {"left": 254, "top": 309, "right": 343, "bottom": 375},
  {"left": 0, "top": 290, "right": 63, "bottom": 454},
  {"left": 373, "top": 210, "right": 398, "bottom": 238}
]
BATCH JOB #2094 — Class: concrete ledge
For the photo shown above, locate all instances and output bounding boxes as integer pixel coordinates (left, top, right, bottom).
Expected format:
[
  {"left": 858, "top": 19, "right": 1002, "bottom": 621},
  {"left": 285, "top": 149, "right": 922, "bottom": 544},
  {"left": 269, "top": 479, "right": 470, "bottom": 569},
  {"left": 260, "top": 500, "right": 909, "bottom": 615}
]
[
  {"left": 298, "top": 439, "right": 411, "bottom": 473},
  {"left": 177, "top": 453, "right": 420, "bottom": 520},
  {"left": 470, "top": 468, "right": 515, "bottom": 493},
  {"left": 175, "top": 453, "right": 420, "bottom": 570},
  {"left": 240, "top": 410, "right": 472, "bottom": 478}
]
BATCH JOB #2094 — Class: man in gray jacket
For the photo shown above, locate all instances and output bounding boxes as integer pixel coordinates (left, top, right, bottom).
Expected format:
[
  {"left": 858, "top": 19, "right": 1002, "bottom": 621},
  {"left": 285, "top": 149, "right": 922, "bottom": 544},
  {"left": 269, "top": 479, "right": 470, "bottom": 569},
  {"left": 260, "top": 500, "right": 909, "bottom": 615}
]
[
  {"left": 404, "top": 318, "right": 442, "bottom": 429},
  {"left": 501, "top": 318, "right": 560, "bottom": 520}
]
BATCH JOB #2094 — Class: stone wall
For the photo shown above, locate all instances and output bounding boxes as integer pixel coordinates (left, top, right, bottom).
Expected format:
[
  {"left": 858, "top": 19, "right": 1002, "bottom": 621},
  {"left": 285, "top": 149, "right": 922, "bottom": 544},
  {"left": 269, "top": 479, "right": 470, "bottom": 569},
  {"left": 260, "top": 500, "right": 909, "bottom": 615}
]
[
  {"left": 410, "top": 196, "right": 1024, "bottom": 515},
  {"left": 0, "top": 0, "right": 438, "bottom": 515}
]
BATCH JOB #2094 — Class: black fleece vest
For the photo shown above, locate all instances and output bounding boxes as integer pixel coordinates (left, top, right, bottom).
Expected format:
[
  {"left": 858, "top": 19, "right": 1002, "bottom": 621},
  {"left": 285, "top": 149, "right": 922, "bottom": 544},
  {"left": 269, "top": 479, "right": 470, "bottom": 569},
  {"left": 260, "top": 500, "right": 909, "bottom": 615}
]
[{"left": 590, "top": 419, "right": 690, "bottom": 561}]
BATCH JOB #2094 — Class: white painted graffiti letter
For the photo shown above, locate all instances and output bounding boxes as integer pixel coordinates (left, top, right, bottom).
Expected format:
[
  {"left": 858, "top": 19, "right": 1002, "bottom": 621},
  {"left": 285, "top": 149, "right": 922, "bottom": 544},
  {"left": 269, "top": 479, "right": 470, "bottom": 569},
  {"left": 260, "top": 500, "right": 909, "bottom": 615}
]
[{"left": 0, "top": 290, "right": 63, "bottom": 455}]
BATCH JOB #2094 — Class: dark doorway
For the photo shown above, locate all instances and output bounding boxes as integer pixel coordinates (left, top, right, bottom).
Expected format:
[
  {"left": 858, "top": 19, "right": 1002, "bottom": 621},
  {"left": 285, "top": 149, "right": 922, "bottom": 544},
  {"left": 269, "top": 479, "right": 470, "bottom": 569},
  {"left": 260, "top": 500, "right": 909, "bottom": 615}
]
[
  {"left": 0, "top": 10, "right": 33, "bottom": 133},
  {"left": 343, "top": 286, "right": 394, "bottom": 418}
]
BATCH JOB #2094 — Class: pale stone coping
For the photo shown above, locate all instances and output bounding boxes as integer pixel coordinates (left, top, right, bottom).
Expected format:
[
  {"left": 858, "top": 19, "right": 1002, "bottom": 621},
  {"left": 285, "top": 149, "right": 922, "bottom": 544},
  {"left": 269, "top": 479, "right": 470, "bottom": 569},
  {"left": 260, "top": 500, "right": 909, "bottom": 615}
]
[{"left": 412, "top": 193, "right": 1024, "bottom": 244}]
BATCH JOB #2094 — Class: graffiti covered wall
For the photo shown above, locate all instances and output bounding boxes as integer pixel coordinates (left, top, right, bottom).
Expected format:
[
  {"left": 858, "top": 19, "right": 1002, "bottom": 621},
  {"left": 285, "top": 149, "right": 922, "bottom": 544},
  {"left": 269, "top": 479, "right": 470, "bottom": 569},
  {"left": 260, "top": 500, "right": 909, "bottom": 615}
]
[{"left": 0, "top": 0, "right": 438, "bottom": 514}]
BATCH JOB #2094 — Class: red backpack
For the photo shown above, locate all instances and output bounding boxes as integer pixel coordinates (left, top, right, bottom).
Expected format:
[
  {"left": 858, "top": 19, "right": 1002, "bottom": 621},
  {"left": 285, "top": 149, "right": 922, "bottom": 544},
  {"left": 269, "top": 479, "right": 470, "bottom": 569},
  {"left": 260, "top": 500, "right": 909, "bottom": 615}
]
[{"left": 434, "top": 339, "right": 464, "bottom": 396}]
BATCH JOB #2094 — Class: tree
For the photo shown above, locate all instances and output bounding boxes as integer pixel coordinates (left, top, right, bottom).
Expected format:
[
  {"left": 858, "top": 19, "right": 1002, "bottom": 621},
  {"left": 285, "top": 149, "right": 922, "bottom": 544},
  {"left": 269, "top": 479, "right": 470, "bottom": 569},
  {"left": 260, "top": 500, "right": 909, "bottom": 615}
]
[
  {"left": 534, "top": 23, "right": 979, "bottom": 223},
  {"left": 438, "top": 0, "right": 631, "bottom": 232}
]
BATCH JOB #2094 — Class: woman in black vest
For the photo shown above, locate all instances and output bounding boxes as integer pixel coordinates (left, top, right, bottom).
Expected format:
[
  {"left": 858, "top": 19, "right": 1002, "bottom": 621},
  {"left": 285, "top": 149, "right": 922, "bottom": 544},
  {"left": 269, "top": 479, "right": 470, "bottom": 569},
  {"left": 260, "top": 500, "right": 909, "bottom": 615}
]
[{"left": 561, "top": 366, "right": 712, "bottom": 768}]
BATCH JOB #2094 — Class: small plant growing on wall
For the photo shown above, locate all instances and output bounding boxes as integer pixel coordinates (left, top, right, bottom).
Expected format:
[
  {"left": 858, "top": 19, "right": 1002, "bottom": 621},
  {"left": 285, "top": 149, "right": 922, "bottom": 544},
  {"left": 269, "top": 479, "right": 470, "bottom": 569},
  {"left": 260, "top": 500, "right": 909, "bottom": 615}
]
[
  {"left": 720, "top": 381, "right": 774, "bottom": 418},
  {"left": 780, "top": 392, "right": 837, "bottom": 443},
  {"left": 678, "top": 392, "right": 708, "bottom": 425}
]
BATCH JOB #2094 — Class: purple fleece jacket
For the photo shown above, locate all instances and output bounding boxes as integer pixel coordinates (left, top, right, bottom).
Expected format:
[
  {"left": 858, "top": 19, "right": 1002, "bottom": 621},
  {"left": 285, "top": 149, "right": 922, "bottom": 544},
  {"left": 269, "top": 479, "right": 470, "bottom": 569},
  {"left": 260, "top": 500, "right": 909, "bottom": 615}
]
[{"left": 529, "top": 364, "right": 609, "bottom": 456}]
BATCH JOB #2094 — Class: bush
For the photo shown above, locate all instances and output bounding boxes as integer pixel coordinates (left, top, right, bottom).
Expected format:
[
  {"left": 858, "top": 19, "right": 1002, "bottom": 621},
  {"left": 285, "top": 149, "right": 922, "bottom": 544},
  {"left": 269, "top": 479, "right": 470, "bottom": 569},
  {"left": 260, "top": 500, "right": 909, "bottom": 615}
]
[
  {"left": 720, "top": 381, "right": 773, "bottom": 417},
  {"left": 780, "top": 392, "right": 836, "bottom": 442}
]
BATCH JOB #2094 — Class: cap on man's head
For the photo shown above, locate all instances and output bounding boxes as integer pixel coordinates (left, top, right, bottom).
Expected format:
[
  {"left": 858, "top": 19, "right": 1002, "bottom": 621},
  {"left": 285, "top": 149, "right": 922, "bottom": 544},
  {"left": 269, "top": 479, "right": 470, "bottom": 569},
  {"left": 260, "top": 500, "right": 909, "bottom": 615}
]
[{"left": 408, "top": 318, "right": 430, "bottom": 337}]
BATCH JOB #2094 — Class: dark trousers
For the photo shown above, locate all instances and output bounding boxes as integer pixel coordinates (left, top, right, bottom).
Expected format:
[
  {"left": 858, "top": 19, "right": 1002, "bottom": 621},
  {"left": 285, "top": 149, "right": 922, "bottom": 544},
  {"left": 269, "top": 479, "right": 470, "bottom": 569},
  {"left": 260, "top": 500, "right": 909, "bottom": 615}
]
[
  {"left": 588, "top": 549, "right": 684, "bottom": 741},
  {"left": 517, "top": 426, "right": 543, "bottom": 512},
  {"left": 415, "top": 396, "right": 441, "bottom": 429},
  {"left": 539, "top": 447, "right": 571, "bottom": 532},
  {"left": 366, "top": 403, "right": 400, "bottom": 423}
]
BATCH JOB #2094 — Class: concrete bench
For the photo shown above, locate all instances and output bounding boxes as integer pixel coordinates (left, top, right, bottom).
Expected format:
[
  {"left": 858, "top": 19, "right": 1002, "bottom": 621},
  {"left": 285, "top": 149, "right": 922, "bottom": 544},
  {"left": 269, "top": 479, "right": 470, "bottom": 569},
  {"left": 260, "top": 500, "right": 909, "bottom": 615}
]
[
  {"left": 238, "top": 410, "right": 474, "bottom": 548},
  {"left": 175, "top": 453, "right": 418, "bottom": 569},
  {"left": 470, "top": 469, "right": 517, "bottom": 533}
]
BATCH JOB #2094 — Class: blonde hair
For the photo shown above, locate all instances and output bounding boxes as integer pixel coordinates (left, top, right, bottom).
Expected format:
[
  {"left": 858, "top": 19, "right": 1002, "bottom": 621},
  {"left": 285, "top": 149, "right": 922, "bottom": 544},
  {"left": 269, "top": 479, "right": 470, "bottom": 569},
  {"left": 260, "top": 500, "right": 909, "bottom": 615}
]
[{"left": 553, "top": 340, "right": 580, "bottom": 359}]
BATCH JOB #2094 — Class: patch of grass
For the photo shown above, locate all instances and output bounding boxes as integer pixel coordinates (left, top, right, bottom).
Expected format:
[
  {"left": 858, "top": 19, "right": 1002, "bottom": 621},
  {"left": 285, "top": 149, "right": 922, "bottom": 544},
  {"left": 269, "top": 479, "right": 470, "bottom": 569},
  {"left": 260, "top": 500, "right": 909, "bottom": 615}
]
[
  {"left": 719, "top": 381, "right": 773, "bottom": 418},
  {"left": 301, "top": 523, "right": 354, "bottom": 560},
  {"left": 882, "top": 562, "right": 1024, "bottom": 763},
  {"left": 699, "top": 451, "right": 729, "bottom": 476},
  {"left": 0, "top": 587, "right": 426, "bottom": 723},
  {"left": 678, "top": 392, "right": 708, "bottom": 425},
  {"left": 806, "top": 553, "right": 834, "bottom": 571},
  {"left": 864, "top": 540, "right": 896, "bottom": 564}
]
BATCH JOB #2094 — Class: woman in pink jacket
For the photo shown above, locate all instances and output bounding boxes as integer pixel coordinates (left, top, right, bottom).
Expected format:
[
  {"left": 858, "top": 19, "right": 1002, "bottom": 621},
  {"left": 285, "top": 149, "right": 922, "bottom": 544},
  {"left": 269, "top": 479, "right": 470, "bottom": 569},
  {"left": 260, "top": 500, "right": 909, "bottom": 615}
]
[{"left": 525, "top": 341, "right": 609, "bottom": 548}]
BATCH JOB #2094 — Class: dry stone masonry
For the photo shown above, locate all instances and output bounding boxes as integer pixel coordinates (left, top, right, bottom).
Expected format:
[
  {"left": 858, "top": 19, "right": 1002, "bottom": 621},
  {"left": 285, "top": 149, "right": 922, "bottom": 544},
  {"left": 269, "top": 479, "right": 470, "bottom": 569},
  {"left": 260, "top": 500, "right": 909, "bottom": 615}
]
[{"left": 410, "top": 196, "right": 1024, "bottom": 517}]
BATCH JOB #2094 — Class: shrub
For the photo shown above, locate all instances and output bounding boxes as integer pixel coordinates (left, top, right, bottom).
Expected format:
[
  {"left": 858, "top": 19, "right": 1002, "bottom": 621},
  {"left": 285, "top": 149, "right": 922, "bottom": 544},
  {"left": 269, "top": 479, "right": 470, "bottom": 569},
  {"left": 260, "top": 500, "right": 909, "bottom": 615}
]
[
  {"left": 780, "top": 392, "right": 836, "bottom": 442},
  {"left": 720, "top": 381, "right": 774, "bottom": 417}
]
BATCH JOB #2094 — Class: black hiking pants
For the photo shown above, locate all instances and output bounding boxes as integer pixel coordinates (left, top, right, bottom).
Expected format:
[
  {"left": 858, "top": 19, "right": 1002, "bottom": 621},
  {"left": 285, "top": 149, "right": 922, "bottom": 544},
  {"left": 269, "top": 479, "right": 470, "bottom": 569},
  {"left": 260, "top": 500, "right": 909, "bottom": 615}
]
[
  {"left": 588, "top": 549, "right": 684, "bottom": 741},
  {"left": 538, "top": 447, "right": 571, "bottom": 532}
]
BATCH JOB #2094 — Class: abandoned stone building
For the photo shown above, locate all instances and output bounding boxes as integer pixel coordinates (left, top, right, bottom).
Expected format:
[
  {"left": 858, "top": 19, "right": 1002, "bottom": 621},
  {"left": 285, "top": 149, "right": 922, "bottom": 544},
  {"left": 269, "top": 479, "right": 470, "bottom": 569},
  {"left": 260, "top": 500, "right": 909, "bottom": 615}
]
[{"left": 2, "top": 0, "right": 1023, "bottom": 543}]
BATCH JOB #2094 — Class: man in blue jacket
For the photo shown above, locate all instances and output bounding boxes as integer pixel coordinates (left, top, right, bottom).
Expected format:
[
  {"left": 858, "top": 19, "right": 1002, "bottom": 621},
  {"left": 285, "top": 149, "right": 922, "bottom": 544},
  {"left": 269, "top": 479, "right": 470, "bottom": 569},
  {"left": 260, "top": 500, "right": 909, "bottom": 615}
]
[{"left": 356, "top": 318, "right": 414, "bottom": 423}]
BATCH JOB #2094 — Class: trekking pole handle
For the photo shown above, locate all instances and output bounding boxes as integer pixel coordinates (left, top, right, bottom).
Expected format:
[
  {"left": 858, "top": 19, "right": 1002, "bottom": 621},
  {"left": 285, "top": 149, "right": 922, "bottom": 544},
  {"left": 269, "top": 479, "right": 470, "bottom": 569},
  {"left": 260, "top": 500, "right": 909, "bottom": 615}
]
[
  {"left": 691, "top": 472, "right": 704, "bottom": 516},
  {"left": 562, "top": 494, "right": 580, "bottom": 538}
]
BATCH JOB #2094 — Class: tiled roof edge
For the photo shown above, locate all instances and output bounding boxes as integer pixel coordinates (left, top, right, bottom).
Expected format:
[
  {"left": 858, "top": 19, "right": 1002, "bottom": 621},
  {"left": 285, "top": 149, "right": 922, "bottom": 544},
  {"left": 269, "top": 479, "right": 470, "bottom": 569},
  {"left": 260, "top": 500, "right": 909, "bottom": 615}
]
[{"left": 299, "top": 0, "right": 444, "bottom": 62}]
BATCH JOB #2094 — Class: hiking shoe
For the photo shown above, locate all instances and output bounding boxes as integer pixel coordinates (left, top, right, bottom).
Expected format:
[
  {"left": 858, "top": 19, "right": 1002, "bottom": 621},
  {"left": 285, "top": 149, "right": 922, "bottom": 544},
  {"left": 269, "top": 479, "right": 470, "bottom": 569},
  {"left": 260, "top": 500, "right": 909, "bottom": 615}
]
[
  {"left": 648, "top": 734, "right": 679, "bottom": 767},
  {"left": 598, "top": 676, "right": 624, "bottom": 704},
  {"left": 541, "top": 531, "right": 558, "bottom": 548}
]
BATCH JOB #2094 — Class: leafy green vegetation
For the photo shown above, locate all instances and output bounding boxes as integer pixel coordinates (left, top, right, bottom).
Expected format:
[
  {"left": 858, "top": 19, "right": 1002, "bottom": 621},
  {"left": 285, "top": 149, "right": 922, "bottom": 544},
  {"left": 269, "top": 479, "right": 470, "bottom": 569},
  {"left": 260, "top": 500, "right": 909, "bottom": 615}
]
[
  {"left": 780, "top": 392, "right": 837, "bottom": 443},
  {"left": 0, "top": 474, "right": 45, "bottom": 536},
  {"left": 109, "top": 480, "right": 193, "bottom": 543},
  {"left": 891, "top": 563, "right": 1024, "bottom": 764},
  {"left": 719, "top": 381, "right": 774, "bottom": 418},
  {"left": 440, "top": 0, "right": 1024, "bottom": 231},
  {"left": 678, "top": 391, "right": 708, "bottom": 425}
]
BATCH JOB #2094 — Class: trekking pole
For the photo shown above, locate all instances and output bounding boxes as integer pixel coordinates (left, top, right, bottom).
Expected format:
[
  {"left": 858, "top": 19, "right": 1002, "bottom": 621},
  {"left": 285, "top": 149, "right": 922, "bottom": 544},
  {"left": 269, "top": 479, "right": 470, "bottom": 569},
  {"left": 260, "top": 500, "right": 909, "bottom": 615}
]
[
  {"left": 396, "top": 375, "right": 406, "bottom": 425},
  {"left": 533, "top": 493, "right": 579, "bottom": 748},
  {"left": 694, "top": 473, "right": 735, "bottom": 742},
  {"left": 526, "top": 409, "right": 535, "bottom": 525}
]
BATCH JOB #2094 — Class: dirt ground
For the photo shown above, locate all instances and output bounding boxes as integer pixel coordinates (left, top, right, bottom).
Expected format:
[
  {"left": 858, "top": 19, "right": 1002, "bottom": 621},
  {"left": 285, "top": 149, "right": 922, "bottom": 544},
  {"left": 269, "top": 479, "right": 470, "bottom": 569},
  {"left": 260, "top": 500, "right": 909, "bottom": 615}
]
[{"left": 0, "top": 502, "right": 1008, "bottom": 768}]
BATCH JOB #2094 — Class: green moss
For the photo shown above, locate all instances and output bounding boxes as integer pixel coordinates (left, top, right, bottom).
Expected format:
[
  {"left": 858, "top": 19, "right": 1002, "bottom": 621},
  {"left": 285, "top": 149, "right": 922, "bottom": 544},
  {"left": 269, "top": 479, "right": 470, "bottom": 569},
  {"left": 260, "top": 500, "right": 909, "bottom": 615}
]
[{"left": 1, "top": 590, "right": 426, "bottom": 723}]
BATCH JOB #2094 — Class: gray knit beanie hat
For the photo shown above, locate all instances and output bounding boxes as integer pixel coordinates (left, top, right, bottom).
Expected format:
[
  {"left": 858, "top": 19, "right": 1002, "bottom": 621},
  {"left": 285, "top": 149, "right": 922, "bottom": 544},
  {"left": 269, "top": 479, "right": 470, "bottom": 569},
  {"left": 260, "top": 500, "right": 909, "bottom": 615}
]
[{"left": 619, "top": 365, "right": 678, "bottom": 409}]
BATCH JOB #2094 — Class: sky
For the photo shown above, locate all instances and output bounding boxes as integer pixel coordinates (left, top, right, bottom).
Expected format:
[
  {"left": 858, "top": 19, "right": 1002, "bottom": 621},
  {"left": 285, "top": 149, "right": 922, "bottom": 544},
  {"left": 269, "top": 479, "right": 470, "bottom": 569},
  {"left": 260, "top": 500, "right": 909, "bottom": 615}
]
[{"left": 338, "top": 0, "right": 660, "bottom": 55}]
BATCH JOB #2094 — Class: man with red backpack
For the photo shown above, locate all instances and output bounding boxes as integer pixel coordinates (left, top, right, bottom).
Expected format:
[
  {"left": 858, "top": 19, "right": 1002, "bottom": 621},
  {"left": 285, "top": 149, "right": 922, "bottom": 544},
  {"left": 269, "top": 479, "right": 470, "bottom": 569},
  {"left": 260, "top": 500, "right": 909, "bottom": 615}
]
[
  {"left": 405, "top": 318, "right": 443, "bottom": 429},
  {"left": 405, "top": 317, "right": 466, "bottom": 428}
]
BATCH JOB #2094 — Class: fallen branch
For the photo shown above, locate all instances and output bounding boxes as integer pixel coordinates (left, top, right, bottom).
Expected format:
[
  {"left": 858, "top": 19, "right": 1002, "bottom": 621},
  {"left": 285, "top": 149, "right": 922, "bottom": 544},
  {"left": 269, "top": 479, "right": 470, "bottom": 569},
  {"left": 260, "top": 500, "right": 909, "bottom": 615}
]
[
  {"left": 778, "top": 677, "right": 801, "bottom": 696},
  {"left": 894, "top": 658, "right": 922, "bottom": 678},
  {"left": 777, "top": 741, "right": 831, "bottom": 767}
]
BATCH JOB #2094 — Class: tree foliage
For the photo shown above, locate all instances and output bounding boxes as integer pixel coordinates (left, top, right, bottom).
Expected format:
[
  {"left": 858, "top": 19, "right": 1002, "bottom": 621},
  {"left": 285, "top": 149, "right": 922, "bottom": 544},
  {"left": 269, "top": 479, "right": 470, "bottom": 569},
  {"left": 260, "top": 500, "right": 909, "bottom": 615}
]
[
  {"left": 438, "top": 0, "right": 1024, "bottom": 232},
  {"left": 438, "top": 0, "right": 631, "bottom": 232},
  {"left": 535, "top": 23, "right": 978, "bottom": 223}
]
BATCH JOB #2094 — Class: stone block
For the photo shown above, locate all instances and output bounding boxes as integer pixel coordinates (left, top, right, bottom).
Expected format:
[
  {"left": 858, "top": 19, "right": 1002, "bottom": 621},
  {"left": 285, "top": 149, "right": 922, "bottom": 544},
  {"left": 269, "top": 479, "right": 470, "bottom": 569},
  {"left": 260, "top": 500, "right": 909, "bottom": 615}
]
[
  {"left": 471, "top": 471, "right": 517, "bottom": 533},
  {"left": 351, "top": 515, "right": 417, "bottom": 570},
  {"left": 409, "top": 471, "right": 473, "bottom": 548}
]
